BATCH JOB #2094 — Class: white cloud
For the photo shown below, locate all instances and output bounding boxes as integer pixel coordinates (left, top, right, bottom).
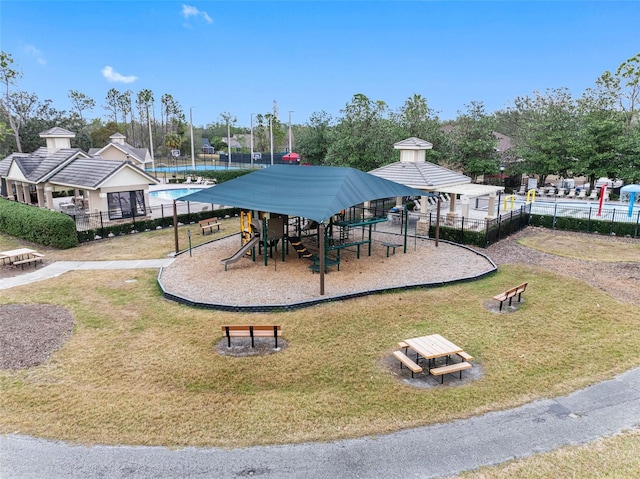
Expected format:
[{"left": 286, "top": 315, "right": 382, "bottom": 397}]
[
  {"left": 24, "top": 45, "right": 46, "bottom": 65},
  {"left": 181, "top": 4, "right": 213, "bottom": 24},
  {"left": 101, "top": 66, "right": 138, "bottom": 84}
]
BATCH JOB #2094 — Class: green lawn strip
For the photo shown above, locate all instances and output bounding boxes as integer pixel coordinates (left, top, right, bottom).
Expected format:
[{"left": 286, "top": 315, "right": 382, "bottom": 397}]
[
  {"left": 1, "top": 221, "right": 231, "bottom": 262},
  {"left": 1, "top": 265, "right": 639, "bottom": 448},
  {"left": 457, "top": 428, "right": 640, "bottom": 478},
  {"left": 517, "top": 230, "right": 640, "bottom": 262}
]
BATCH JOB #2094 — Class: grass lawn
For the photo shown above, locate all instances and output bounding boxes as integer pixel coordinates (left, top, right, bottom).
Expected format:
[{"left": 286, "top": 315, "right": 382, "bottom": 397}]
[
  {"left": 0, "top": 220, "right": 232, "bottom": 262},
  {"left": 1, "top": 228, "right": 640, "bottom": 459},
  {"left": 517, "top": 230, "right": 640, "bottom": 262},
  {"left": 459, "top": 428, "right": 640, "bottom": 478}
]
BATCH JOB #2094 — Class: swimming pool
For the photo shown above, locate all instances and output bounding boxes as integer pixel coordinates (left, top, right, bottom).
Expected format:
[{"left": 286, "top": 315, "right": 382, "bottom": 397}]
[
  {"left": 149, "top": 188, "right": 203, "bottom": 201},
  {"left": 508, "top": 199, "right": 640, "bottom": 222}
]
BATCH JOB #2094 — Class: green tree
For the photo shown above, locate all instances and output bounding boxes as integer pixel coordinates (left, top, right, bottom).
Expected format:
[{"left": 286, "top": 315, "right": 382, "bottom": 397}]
[
  {"left": 68, "top": 90, "right": 95, "bottom": 126},
  {"left": 325, "top": 93, "right": 401, "bottom": 171},
  {"left": 136, "top": 89, "right": 156, "bottom": 155},
  {"left": 104, "top": 88, "right": 120, "bottom": 124},
  {"left": 448, "top": 101, "right": 499, "bottom": 180},
  {"left": 220, "top": 111, "right": 236, "bottom": 157},
  {"left": 576, "top": 54, "right": 640, "bottom": 184},
  {"left": 0, "top": 51, "right": 25, "bottom": 152},
  {"left": 396, "top": 94, "right": 447, "bottom": 163},
  {"left": 294, "top": 111, "right": 334, "bottom": 165},
  {"left": 90, "top": 121, "right": 125, "bottom": 148},
  {"left": 510, "top": 88, "right": 579, "bottom": 186}
]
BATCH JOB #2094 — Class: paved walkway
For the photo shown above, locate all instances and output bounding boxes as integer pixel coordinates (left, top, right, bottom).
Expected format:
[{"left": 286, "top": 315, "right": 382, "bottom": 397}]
[
  {"left": 1, "top": 367, "right": 639, "bottom": 478},
  {"left": 0, "top": 259, "right": 175, "bottom": 290},
  {"left": 1, "top": 259, "right": 639, "bottom": 478}
]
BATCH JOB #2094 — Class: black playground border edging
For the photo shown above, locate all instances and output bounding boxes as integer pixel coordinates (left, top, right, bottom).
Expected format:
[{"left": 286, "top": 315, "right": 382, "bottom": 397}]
[{"left": 157, "top": 237, "right": 498, "bottom": 313}]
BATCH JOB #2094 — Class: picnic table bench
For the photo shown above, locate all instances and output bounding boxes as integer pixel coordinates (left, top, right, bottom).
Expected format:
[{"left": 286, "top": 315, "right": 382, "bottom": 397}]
[
  {"left": 393, "top": 350, "right": 423, "bottom": 378},
  {"left": 429, "top": 361, "right": 472, "bottom": 383},
  {"left": 493, "top": 282, "right": 528, "bottom": 311},
  {"left": 199, "top": 217, "right": 221, "bottom": 235},
  {"left": 381, "top": 242, "right": 402, "bottom": 257},
  {"left": 221, "top": 325, "right": 281, "bottom": 348},
  {"left": 12, "top": 252, "right": 45, "bottom": 269}
]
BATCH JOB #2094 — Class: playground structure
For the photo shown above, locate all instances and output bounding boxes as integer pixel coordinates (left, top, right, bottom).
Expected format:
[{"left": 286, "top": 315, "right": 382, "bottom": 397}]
[{"left": 219, "top": 206, "right": 397, "bottom": 272}]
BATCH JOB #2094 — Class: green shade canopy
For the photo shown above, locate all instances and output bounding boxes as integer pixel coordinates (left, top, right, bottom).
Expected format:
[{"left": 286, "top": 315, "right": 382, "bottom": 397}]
[{"left": 178, "top": 165, "right": 434, "bottom": 223}]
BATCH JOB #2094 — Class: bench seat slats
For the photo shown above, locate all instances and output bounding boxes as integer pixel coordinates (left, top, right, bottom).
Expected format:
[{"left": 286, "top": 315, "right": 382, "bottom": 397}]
[
  {"left": 493, "top": 282, "right": 528, "bottom": 310},
  {"left": 393, "top": 350, "right": 423, "bottom": 377},
  {"left": 430, "top": 361, "right": 472, "bottom": 383},
  {"left": 199, "top": 218, "right": 221, "bottom": 235},
  {"left": 222, "top": 325, "right": 281, "bottom": 348}
]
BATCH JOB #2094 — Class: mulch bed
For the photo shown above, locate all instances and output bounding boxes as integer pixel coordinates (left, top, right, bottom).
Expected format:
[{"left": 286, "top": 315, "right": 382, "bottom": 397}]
[{"left": 0, "top": 303, "right": 74, "bottom": 370}]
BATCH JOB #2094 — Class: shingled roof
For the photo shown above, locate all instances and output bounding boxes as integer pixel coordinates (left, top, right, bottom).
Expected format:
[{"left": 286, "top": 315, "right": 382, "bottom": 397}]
[
  {"left": 369, "top": 161, "right": 471, "bottom": 190},
  {"left": 47, "top": 158, "right": 157, "bottom": 189},
  {"left": 0, "top": 148, "right": 90, "bottom": 183}
]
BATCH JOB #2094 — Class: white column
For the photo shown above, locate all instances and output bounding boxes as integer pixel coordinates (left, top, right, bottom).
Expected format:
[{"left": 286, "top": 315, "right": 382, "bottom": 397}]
[
  {"left": 36, "top": 185, "right": 45, "bottom": 208},
  {"left": 44, "top": 186, "right": 54, "bottom": 210},
  {"left": 446, "top": 194, "right": 458, "bottom": 219},
  {"left": 6, "top": 179, "right": 15, "bottom": 200},
  {"left": 21, "top": 183, "right": 30, "bottom": 203},
  {"left": 461, "top": 196, "right": 469, "bottom": 218},
  {"left": 486, "top": 192, "right": 496, "bottom": 219}
]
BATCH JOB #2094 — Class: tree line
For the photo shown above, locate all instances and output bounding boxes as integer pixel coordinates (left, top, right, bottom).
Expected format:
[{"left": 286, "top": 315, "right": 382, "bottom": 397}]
[{"left": 1, "top": 50, "right": 639, "bottom": 187}]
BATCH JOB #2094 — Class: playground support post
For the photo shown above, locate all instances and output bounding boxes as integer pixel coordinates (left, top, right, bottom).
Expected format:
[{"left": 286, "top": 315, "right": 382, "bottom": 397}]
[
  {"left": 319, "top": 222, "right": 326, "bottom": 295},
  {"left": 173, "top": 201, "right": 179, "bottom": 254},
  {"left": 435, "top": 197, "right": 441, "bottom": 247}
]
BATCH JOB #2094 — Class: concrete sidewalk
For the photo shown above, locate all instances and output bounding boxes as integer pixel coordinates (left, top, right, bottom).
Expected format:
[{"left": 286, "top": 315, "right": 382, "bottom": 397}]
[
  {"left": 1, "top": 367, "right": 639, "bottom": 478},
  {"left": 0, "top": 259, "right": 175, "bottom": 290}
]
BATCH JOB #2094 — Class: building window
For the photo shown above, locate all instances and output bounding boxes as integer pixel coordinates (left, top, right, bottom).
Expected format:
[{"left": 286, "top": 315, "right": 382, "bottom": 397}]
[{"left": 107, "top": 190, "right": 146, "bottom": 219}]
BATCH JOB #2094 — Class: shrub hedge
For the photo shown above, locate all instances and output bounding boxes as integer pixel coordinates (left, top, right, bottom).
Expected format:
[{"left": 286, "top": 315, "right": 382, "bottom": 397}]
[
  {"left": 0, "top": 199, "right": 79, "bottom": 248},
  {"left": 530, "top": 213, "right": 639, "bottom": 237}
]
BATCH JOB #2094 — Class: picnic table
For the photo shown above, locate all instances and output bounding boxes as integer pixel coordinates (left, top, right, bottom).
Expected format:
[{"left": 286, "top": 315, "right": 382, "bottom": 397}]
[
  {"left": 0, "top": 248, "right": 37, "bottom": 265},
  {"left": 404, "top": 334, "right": 463, "bottom": 365},
  {"left": 402, "top": 334, "right": 473, "bottom": 383}
]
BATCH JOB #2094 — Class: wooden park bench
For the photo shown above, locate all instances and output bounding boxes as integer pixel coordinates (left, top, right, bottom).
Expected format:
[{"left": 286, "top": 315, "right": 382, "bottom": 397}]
[
  {"left": 12, "top": 252, "right": 45, "bottom": 269},
  {"left": 199, "top": 217, "right": 221, "bottom": 235},
  {"left": 381, "top": 242, "right": 402, "bottom": 257},
  {"left": 221, "top": 325, "right": 281, "bottom": 348},
  {"left": 429, "top": 361, "right": 472, "bottom": 384},
  {"left": 392, "top": 350, "right": 423, "bottom": 378},
  {"left": 492, "top": 282, "right": 528, "bottom": 311}
]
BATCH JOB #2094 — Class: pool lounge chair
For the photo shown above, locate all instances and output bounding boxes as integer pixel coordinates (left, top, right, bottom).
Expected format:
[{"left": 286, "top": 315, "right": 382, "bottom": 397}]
[
  {"left": 556, "top": 188, "right": 566, "bottom": 197},
  {"left": 588, "top": 189, "right": 598, "bottom": 200},
  {"left": 577, "top": 189, "right": 587, "bottom": 199},
  {"left": 566, "top": 188, "right": 576, "bottom": 198}
]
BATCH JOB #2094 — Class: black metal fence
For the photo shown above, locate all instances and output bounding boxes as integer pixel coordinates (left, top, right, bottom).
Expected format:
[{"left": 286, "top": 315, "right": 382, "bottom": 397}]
[
  {"left": 66, "top": 199, "right": 638, "bottom": 246},
  {"left": 68, "top": 202, "right": 239, "bottom": 243}
]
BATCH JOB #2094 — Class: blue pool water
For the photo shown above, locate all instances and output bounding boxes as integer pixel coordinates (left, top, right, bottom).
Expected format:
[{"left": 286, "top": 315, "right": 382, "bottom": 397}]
[{"left": 149, "top": 188, "right": 203, "bottom": 201}]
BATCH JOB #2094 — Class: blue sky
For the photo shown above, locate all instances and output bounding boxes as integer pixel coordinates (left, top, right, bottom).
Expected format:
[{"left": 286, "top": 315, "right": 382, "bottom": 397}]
[{"left": 1, "top": 1, "right": 639, "bottom": 128}]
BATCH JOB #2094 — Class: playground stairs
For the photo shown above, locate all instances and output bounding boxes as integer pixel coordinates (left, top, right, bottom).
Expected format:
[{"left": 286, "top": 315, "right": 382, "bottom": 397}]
[{"left": 288, "top": 236, "right": 315, "bottom": 260}]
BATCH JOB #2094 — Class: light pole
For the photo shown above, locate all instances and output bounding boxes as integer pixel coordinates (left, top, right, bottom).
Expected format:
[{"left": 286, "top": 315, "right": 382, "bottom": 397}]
[
  {"left": 227, "top": 120, "right": 231, "bottom": 169},
  {"left": 189, "top": 107, "right": 195, "bottom": 170},
  {"left": 250, "top": 113, "right": 254, "bottom": 168},
  {"left": 288, "top": 110, "right": 294, "bottom": 154},
  {"left": 269, "top": 115, "right": 274, "bottom": 166}
]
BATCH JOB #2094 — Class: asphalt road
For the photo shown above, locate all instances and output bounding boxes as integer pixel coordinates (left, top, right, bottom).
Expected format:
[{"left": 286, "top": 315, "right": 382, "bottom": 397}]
[{"left": 2, "top": 367, "right": 640, "bottom": 479}]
